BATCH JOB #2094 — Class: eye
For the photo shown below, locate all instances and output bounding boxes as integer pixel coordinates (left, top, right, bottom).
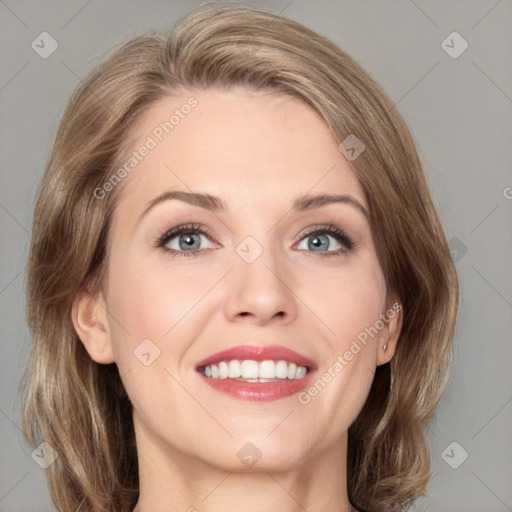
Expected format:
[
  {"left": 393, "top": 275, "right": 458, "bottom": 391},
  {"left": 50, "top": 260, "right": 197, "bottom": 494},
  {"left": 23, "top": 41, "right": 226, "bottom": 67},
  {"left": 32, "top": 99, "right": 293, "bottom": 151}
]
[
  {"left": 296, "top": 225, "right": 354, "bottom": 256},
  {"left": 155, "top": 223, "right": 355, "bottom": 258},
  {"left": 156, "top": 223, "right": 217, "bottom": 257}
]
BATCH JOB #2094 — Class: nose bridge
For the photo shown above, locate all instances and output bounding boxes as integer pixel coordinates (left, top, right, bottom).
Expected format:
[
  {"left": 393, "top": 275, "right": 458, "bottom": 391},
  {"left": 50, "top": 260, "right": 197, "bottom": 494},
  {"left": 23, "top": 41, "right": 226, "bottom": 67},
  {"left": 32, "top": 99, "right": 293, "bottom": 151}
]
[{"left": 223, "top": 233, "right": 297, "bottom": 324}]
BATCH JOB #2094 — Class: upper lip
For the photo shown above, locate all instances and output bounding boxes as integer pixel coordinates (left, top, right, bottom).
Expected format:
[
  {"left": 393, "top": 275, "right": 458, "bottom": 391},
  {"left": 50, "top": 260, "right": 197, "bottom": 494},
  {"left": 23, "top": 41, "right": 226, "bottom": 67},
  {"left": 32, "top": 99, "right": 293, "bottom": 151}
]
[{"left": 196, "top": 344, "right": 317, "bottom": 371}]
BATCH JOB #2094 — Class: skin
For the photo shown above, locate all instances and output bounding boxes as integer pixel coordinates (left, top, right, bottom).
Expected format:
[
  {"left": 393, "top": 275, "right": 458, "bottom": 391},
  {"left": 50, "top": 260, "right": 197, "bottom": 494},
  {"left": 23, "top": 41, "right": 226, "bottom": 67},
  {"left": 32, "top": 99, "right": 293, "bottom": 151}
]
[{"left": 72, "top": 87, "right": 402, "bottom": 512}]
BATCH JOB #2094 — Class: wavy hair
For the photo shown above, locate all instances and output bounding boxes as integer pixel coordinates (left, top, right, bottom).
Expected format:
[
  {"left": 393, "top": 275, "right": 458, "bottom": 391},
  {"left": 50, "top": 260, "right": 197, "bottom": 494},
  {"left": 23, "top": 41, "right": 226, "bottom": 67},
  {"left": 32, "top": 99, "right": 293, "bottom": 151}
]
[{"left": 22, "top": 4, "right": 459, "bottom": 511}]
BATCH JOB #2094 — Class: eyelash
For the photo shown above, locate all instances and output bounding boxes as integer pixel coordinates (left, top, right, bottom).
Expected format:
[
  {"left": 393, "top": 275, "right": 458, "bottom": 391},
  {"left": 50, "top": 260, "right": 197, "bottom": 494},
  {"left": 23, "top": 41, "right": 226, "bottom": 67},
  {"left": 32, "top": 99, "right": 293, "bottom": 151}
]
[{"left": 155, "top": 223, "right": 355, "bottom": 258}]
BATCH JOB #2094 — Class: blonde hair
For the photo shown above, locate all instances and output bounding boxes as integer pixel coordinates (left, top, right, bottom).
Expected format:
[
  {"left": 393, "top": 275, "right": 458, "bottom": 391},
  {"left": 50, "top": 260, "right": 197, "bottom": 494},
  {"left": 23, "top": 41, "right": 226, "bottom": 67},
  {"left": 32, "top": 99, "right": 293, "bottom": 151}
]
[{"left": 22, "top": 5, "right": 459, "bottom": 511}]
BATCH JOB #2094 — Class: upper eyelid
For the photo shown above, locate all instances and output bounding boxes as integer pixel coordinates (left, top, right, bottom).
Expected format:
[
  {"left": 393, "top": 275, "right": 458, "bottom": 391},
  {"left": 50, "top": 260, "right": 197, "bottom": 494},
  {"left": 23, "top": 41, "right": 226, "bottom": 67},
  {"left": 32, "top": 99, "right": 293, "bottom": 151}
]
[{"left": 157, "top": 224, "right": 217, "bottom": 245}]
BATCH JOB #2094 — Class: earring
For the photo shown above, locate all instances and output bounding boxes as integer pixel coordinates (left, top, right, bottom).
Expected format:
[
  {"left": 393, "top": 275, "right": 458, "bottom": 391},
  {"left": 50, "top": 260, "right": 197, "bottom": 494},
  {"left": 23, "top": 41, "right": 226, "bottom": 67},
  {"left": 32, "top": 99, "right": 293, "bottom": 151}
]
[{"left": 383, "top": 344, "right": 388, "bottom": 351}]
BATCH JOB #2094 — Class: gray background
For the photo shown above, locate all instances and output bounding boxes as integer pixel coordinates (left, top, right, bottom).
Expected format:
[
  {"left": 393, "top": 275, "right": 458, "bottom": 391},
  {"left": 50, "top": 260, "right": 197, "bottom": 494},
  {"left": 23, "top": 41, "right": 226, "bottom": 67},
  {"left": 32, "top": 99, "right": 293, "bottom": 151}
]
[{"left": 1, "top": 1, "right": 511, "bottom": 511}]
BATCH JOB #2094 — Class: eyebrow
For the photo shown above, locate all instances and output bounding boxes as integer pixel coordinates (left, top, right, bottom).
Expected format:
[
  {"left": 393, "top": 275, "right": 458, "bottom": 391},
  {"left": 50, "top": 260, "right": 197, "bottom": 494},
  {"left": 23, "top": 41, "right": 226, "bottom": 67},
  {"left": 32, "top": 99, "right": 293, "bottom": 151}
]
[{"left": 139, "top": 190, "right": 369, "bottom": 221}]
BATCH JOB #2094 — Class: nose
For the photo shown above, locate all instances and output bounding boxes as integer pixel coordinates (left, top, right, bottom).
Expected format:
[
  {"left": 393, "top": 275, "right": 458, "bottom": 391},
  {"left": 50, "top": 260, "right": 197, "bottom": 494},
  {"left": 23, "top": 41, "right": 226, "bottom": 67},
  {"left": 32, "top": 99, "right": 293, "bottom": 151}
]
[{"left": 223, "top": 247, "right": 298, "bottom": 326}]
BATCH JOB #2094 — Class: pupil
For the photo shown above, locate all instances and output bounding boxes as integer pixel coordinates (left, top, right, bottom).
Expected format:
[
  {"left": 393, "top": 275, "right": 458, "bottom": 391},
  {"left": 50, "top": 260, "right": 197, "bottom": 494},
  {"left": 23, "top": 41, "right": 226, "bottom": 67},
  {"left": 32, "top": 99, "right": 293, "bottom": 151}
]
[
  {"left": 180, "top": 234, "right": 199, "bottom": 250},
  {"left": 310, "top": 234, "right": 328, "bottom": 250}
]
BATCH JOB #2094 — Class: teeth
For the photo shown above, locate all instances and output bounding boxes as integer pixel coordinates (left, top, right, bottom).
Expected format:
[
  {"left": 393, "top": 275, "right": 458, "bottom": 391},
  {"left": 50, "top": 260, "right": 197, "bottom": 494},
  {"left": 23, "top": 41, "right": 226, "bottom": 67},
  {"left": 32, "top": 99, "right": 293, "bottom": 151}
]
[
  {"left": 275, "top": 360, "right": 289, "bottom": 379},
  {"left": 201, "top": 359, "right": 309, "bottom": 380},
  {"left": 295, "top": 366, "right": 307, "bottom": 379},
  {"left": 259, "top": 360, "right": 276, "bottom": 379},
  {"left": 218, "top": 361, "right": 229, "bottom": 379},
  {"left": 228, "top": 360, "right": 241, "bottom": 378},
  {"left": 241, "top": 360, "right": 259, "bottom": 379}
]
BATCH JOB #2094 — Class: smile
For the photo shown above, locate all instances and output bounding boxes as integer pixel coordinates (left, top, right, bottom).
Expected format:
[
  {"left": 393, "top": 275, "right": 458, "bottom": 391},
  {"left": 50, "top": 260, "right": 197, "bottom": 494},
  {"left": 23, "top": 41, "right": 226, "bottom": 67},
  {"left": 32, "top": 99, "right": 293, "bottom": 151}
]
[
  {"left": 200, "top": 359, "right": 309, "bottom": 381},
  {"left": 196, "top": 344, "right": 317, "bottom": 401}
]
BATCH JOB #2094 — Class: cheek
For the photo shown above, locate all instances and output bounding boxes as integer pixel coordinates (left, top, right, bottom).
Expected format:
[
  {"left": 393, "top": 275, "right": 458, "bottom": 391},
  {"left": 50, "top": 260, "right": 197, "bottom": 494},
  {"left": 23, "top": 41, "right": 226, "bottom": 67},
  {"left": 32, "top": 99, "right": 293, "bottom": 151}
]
[
  {"left": 104, "top": 252, "right": 223, "bottom": 362},
  {"left": 296, "top": 258, "right": 386, "bottom": 420},
  {"left": 103, "top": 256, "right": 211, "bottom": 423},
  {"left": 298, "top": 255, "right": 386, "bottom": 346}
]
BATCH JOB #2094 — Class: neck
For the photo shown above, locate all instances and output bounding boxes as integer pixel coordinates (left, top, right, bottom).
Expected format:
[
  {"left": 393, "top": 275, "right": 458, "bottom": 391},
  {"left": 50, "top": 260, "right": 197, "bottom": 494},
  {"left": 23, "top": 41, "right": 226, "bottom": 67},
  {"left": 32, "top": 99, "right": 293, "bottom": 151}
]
[{"left": 132, "top": 413, "right": 356, "bottom": 512}]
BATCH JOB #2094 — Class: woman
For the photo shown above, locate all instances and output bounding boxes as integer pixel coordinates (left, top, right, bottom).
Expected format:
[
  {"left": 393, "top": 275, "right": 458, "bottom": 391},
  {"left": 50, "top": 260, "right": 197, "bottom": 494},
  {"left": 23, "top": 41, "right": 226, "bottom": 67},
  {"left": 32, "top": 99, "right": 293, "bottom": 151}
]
[{"left": 22, "top": 5, "right": 459, "bottom": 512}]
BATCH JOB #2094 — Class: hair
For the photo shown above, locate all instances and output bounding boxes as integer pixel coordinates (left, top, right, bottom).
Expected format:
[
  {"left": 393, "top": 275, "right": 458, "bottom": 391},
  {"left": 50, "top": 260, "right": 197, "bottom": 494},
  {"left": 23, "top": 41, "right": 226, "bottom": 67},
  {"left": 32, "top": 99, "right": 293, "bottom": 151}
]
[{"left": 21, "top": 4, "right": 459, "bottom": 512}]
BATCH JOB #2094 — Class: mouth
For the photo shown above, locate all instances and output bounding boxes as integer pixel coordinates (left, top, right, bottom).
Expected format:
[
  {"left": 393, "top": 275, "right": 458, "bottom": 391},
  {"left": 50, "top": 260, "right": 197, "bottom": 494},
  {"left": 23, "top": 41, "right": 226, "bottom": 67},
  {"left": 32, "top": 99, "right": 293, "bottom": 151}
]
[
  {"left": 195, "top": 345, "right": 317, "bottom": 401},
  {"left": 199, "top": 359, "right": 310, "bottom": 382}
]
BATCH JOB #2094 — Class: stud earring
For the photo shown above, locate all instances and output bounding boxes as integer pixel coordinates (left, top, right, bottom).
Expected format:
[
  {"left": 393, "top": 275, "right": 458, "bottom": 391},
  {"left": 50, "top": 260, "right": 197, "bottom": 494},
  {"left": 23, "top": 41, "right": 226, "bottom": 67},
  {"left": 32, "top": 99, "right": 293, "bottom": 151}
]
[{"left": 383, "top": 344, "right": 388, "bottom": 351}]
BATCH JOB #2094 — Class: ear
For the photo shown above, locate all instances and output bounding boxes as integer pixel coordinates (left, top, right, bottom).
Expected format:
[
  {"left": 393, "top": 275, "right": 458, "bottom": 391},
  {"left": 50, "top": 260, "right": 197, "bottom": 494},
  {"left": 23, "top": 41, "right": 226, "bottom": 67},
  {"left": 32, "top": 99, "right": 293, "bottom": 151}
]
[
  {"left": 71, "top": 290, "right": 116, "bottom": 364},
  {"left": 376, "top": 300, "right": 403, "bottom": 366}
]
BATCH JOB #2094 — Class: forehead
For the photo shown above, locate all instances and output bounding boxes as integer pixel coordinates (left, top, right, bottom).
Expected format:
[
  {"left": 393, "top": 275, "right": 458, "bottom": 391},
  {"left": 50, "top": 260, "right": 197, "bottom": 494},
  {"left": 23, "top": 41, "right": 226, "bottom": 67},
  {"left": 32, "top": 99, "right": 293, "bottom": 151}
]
[{"left": 113, "top": 87, "right": 367, "bottom": 219}]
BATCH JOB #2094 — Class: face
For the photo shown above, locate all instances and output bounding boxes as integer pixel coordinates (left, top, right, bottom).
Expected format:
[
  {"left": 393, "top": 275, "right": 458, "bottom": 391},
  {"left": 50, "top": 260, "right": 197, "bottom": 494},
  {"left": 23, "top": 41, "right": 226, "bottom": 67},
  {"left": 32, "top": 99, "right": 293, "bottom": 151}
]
[{"left": 78, "top": 87, "right": 400, "bottom": 473}]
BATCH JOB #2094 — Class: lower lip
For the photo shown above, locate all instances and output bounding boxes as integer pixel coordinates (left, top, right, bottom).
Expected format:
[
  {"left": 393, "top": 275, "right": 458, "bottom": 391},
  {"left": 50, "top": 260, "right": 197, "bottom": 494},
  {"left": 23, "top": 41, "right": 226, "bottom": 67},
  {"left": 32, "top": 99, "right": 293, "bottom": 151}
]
[{"left": 199, "top": 372, "right": 316, "bottom": 401}]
